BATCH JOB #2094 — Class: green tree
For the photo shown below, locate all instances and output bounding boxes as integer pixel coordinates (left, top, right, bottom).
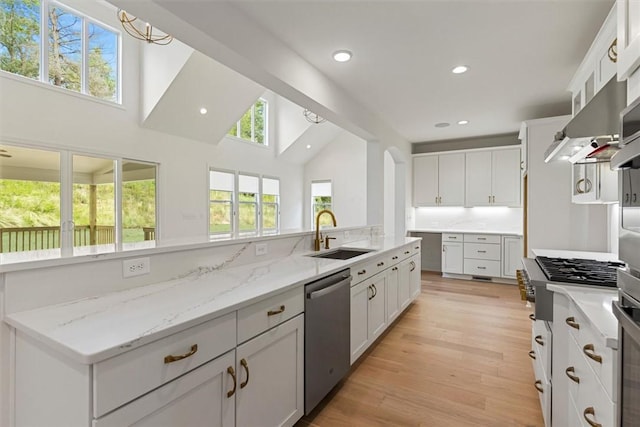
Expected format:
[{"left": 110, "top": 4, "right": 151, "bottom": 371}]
[{"left": 0, "top": 0, "right": 40, "bottom": 78}]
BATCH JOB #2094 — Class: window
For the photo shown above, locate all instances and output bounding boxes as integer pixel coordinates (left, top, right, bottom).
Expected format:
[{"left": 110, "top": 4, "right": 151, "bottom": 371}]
[
  {"left": 0, "top": 143, "right": 158, "bottom": 255},
  {"left": 0, "top": 0, "right": 120, "bottom": 102},
  {"left": 209, "top": 169, "right": 279, "bottom": 238},
  {"left": 311, "top": 180, "right": 332, "bottom": 226},
  {"left": 227, "top": 98, "right": 267, "bottom": 145}
]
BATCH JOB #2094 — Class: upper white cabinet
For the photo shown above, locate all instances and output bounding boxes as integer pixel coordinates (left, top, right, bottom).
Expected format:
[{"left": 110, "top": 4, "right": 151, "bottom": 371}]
[
  {"left": 617, "top": 0, "right": 640, "bottom": 81},
  {"left": 413, "top": 153, "right": 465, "bottom": 206},
  {"left": 465, "top": 148, "right": 521, "bottom": 207}
]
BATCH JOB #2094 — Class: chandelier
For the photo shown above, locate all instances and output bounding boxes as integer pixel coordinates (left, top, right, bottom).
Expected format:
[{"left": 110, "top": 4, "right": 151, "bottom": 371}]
[
  {"left": 303, "top": 109, "right": 326, "bottom": 124},
  {"left": 118, "top": 10, "right": 173, "bottom": 45}
]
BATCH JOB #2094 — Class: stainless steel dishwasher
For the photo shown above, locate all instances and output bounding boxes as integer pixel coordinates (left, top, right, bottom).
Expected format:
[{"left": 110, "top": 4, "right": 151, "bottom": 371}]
[{"left": 304, "top": 268, "right": 351, "bottom": 414}]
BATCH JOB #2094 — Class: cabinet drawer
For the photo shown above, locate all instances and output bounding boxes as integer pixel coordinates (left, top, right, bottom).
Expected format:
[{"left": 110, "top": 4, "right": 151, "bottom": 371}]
[
  {"left": 93, "top": 312, "right": 236, "bottom": 418},
  {"left": 352, "top": 255, "right": 388, "bottom": 284},
  {"left": 463, "top": 242, "right": 500, "bottom": 260},
  {"left": 532, "top": 319, "right": 552, "bottom": 380},
  {"left": 237, "top": 286, "right": 304, "bottom": 344},
  {"left": 442, "top": 233, "right": 463, "bottom": 242},
  {"left": 463, "top": 234, "right": 500, "bottom": 244},
  {"left": 532, "top": 349, "right": 551, "bottom": 427},
  {"left": 463, "top": 259, "right": 501, "bottom": 277}
]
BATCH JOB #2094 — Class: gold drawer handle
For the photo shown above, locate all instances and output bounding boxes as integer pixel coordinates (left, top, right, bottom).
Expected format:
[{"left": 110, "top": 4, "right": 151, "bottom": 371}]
[
  {"left": 565, "top": 316, "right": 580, "bottom": 329},
  {"left": 583, "top": 344, "right": 602, "bottom": 363},
  {"left": 528, "top": 350, "right": 536, "bottom": 360},
  {"left": 565, "top": 366, "right": 580, "bottom": 384},
  {"left": 240, "top": 358, "right": 250, "bottom": 389},
  {"left": 534, "top": 335, "right": 544, "bottom": 346},
  {"left": 534, "top": 380, "right": 543, "bottom": 393},
  {"left": 529, "top": 313, "right": 536, "bottom": 321},
  {"left": 164, "top": 344, "right": 198, "bottom": 364},
  {"left": 226, "top": 366, "right": 237, "bottom": 398},
  {"left": 583, "top": 407, "right": 602, "bottom": 427},
  {"left": 267, "top": 305, "right": 285, "bottom": 316},
  {"left": 358, "top": 269, "right": 366, "bottom": 275}
]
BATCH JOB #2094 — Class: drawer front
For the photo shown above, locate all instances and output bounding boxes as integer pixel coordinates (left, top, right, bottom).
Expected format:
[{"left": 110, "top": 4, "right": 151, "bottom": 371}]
[
  {"left": 463, "top": 234, "right": 500, "bottom": 244},
  {"left": 532, "top": 350, "right": 551, "bottom": 427},
  {"left": 442, "top": 233, "right": 463, "bottom": 242},
  {"left": 352, "top": 255, "right": 388, "bottom": 284},
  {"left": 463, "top": 242, "right": 501, "bottom": 260},
  {"left": 237, "top": 286, "right": 304, "bottom": 344},
  {"left": 93, "top": 312, "right": 236, "bottom": 418},
  {"left": 532, "top": 319, "right": 552, "bottom": 380},
  {"left": 463, "top": 259, "right": 501, "bottom": 277}
]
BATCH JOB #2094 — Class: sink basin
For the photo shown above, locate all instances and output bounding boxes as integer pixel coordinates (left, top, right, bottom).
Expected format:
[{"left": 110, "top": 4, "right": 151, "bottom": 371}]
[{"left": 309, "top": 248, "right": 374, "bottom": 260}]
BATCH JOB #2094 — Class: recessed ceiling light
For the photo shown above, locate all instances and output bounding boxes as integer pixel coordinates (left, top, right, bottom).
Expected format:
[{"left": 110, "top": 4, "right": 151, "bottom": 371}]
[
  {"left": 435, "top": 122, "right": 450, "bottom": 128},
  {"left": 457, "top": 120, "right": 469, "bottom": 125},
  {"left": 333, "top": 50, "right": 352, "bottom": 62},
  {"left": 199, "top": 107, "right": 208, "bottom": 115},
  {"left": 572, "top": 145, "right": 582, "bottom": 152},
  {"left": 306, "top": 144, "right": 312, "bottom": 149},
  {"left": 452, "top": 65, "right": 468, "bottom": 74},
  {"left": 560, "top": 155, "right": 570, "bottom": 161}
]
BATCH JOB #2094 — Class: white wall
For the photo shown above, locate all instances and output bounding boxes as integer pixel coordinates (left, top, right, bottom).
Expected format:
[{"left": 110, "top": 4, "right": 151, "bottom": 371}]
[
  {"left": 414, "top": 207, "right": 523, "bottom": 233},
  {"left": 303, "top": 132, "right": 367, "bottom": 229}
]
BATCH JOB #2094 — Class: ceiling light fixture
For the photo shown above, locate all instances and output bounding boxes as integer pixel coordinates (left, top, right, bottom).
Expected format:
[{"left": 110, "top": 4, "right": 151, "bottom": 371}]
[
  {"left": 333, "top": 50, "right": 352, "bottom": 62},
  {"left": 457, "top": 120, "right": 469, "bottom": 125},
  {"left": 199, "top": 107, "right": 208, "bottom": 115},
  {"left": 303, "top": 109, "right": 326, "bottom": 124},
  {"left": 452, "top": 65, "right": 468, "bottom": 74},
  {"left": 118, "top": 9, "right": 173, "bottom": 45},
  {"left": 306, "top": 145, "right": 312, "bottom": 149},
  {"left": 434, "top": 122, "right": 450, "bottom": 128}
]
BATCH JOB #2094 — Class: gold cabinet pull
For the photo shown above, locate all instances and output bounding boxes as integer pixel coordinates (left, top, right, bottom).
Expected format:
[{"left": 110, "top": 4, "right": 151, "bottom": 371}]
[
  {"left": 358, "top": 269, "right": 366, "bottom": 275},
  {"left": 267, "top": 305, "right": 285, "bottom": 316},
  {"left": 371, "top": 284, "right": 377, "bottom": 298},
  {"left": 534, "top": 380, "right": 543, "bottom": 393},
  {"left": 164, "top": 344, "right": 198, "bottom": 364},
  {"left": 529, "top": 313, "right": 536, "bottom": 321},
  {"left": 392, "top": 256, "right": 399, "bottom": 260},
  {"left": 392, "top": 266, "right": 398, "bottom": 271},
  {"left": 368, "top": 285, "right": 374, "bottom": 300},
  {"left": 534, "top": 335, "right": 544, "bottom": 346},
  {"left": 607, "top": 38, "right": 617, "bottom": 63},
  {"left": 583, "top": 344, "right": 602, "bottom": 363},
  {"left": 410, "top": 261, "right": 416, "bottom": 272},
  {"left": 565, "top": 316, "right": 580, "bottom": 329},
  {"left": 240, "top": 358, "right": 250, "bottom": 389},
  {"left": 583, "top": 407, "right": 602, "bottom": 427},
  {"left": 528, "top": 350, "right": 536, "bottom": 360},
  {"left": 377, "top": 262, "right": 385, "bottom": 267},
  {"left": 226, "top": 366, "right": 237, "bottom": 398},
  {"left": 565, "top": 366, "right": 580, "bottom": 383}
]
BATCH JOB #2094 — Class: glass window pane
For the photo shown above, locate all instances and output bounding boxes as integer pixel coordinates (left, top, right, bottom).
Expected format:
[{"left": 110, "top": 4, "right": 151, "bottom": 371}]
[
  {"left": 210, "top": 202, "right": 232, "bottom": 233},
  {"left": 255, "top": 99, "right": 266, "bottom": 144},
  {"left": 239, "top": 202, "right": 256, "bottom": 232},
  {"left": 0, "top": 0, "right": 41, "bottom": 79},
  {"left": 312, "top": 181, "right": 332, "bottom": 226},
  {"left": 239, "top": 109, "right": 252, "bottom": 141},
  {"left": 210, "top": 170, "right": 235, "bottom": 235},
  {"left": 88, "top": 22, "right": 118, "bottom": 102},
  {"left": 262, "top": 177, "right": 278, "bottom": 231},
  {"left": 48, "top": 5, "right": 82, "bottom": 92},
  {"left": 122, "top": 161, "right": 156, "bottom": 244},
  {"left": 0, "top": 144, "right": 60, "bottom": 253},
  {"left": 72, "top": 155, "right": 114, "bottom": 249}
]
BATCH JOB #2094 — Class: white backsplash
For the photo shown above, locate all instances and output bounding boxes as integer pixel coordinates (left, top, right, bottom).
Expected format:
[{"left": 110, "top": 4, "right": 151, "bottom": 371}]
[{"left": 413, "top": 207, "right": 523, "bottom": 233}]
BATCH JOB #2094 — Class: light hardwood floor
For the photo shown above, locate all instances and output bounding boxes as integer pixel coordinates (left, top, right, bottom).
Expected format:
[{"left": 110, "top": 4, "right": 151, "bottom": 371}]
[{"left": 297, "top": 271, "right": 544, "bottom": 427}]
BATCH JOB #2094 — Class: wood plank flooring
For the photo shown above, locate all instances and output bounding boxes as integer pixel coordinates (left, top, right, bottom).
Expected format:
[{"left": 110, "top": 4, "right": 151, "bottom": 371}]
[{"left": 296, "top": 272, "right": 543, "bottom": 427}]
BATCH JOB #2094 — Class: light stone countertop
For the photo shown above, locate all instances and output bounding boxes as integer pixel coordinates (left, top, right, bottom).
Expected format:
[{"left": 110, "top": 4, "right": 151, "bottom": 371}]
[
  {"left": 408, "top": 228, "right": 523, "bottom": 236},
  {"left": 547, "top": 284, "right": 619, "bottom": 349},
  {"left": 5, "top": 236, "right": 420, "bottom": 364}
]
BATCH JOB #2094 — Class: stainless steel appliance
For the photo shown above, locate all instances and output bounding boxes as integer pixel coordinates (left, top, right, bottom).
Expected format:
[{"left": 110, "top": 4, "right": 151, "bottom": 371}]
[{"left": 304, "top": 268, "right": 351, "bottom": 415}]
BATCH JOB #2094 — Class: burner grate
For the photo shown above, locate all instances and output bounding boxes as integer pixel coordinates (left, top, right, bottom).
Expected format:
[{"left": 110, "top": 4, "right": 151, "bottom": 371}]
[{"left": 535, "top": 256, "right": 624, "bottom": 288}]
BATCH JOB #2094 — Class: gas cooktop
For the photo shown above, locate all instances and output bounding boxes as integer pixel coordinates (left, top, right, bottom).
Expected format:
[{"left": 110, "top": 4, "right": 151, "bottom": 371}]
[{"left": 535, "top": 256, "right": 625, "bottom": 288}]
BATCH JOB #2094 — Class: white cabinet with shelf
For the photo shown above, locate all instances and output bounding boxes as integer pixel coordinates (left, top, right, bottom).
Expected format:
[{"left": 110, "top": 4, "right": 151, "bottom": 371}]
[
  {"left": 502, "top": 236, "right": 523, "bottom": 279},
  {"left": 571, "top": 161, "right": 618, "bottom": 204},
  {"left": 442, "top": 233, "right": 464, "bottom": 275},
  {"left": 413, "top": 153, "right": 465, "bottom": 206},
  {"left": 350, "top": 271, "right": 387, "bottom": 364},
  {"left": 465, "top": 148, "right": 521, "bottom": 207},
  {"left": 617, "top": 0, "right": 640, "bottom": 81}
]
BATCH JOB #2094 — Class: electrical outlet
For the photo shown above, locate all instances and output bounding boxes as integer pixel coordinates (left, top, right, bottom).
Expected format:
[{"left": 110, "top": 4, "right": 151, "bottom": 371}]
[
  {"left": 255, "top": 243, "right": 268, "bottom": 256},
  {"left": 123, "top": 257, "right": 150, "bottom": 278}
]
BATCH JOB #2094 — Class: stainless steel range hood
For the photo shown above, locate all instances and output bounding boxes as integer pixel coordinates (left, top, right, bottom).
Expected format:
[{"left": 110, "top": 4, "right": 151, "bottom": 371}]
[{"left": 544, "top": 77, "right": 627, "bottom": 163}]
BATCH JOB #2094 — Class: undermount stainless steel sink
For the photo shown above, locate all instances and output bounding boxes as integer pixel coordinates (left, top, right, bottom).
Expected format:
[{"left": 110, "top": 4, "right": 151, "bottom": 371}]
[{"left": 308, "top": 248, "right": 374, "bottom": 260}]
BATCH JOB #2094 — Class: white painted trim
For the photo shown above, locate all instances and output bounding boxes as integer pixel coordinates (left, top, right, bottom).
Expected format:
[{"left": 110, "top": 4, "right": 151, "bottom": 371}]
[{"left": 412, "top": 144, "right": 522, "bottom": 158}]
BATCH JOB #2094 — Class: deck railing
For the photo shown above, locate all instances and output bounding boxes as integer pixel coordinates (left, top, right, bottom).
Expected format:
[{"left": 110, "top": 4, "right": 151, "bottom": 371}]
[{"left": 0, "top": 226, "right": 156, "bottom": 253}]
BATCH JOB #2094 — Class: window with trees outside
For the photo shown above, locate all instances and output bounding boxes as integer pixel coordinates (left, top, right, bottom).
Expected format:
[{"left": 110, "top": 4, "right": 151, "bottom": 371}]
[
  {"left": 0, "top": 0, "right": 120, "bottom": 103},
  {"left": 209, "top": 170, "right": 234, "bottom": 236},
  {"left": 227, "top": 98, "right": 267, "bottom": 145},
  {"left": 0, "top": 144, "right": 157, "bottom": 255},
  {"left": 311, "top": 180, "right": 333, "bottom": 227},
  {"left": 262, "top": 177, "right": 279, "bottom": 234}
]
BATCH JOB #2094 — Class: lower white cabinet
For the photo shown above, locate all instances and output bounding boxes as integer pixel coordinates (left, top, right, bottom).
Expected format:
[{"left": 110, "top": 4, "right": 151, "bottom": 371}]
[
  {"left": 398, "top": 257, "right": 413, "bottom": 310},
  {"left": 235, "top": 315, "right": 304, "bottom": 427},
  {"left": 442, "top": 241, "right": 463, "bottom": 274},
  {"left": 386, "top": 265, "right": 400, "bottom": 323},
  {"left": 502, "top": 236, "right": 523, "bottom": 278},
  {"left": 350, "top": 272, "right": 387, "bottom": 364},
  {"left": 410, "top": 254, "right": 421, "bottom": 299}
]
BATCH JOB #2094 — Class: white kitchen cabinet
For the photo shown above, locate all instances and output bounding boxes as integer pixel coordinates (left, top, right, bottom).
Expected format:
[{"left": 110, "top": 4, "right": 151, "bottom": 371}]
[
  {"left": 386, "top": 265, "right": 400, "bottom": 323},
  {"left": 441, "top": 241, "right": 463, "bottom": 274},
  {"left": 413, "top": 153, "right": 465, "bottom": 206},
  {"left": 617, "top": 0, "right": 640, "bottom": 81},
  {"left": 462, "top": 234, "right": 501, "bottom": 277},
  {"left": 410, "top": 254, "right": 421, "bottom": 299},
  {"left": 465, "top": 148, "right": 521, "bottom": 207},
  {"left": 398, "top": 258, "right": 414, "bottom": 310},
  {"left": 235, "top": 314, "right": 304, "bottom": 427},
  {"left": 367, "top": 273, "right": 387, "bottom": 342},
  {"left": 94, "top": 350, "right": 236, "bottom": 427},
  {"left": 571, "top": 161, "right": 618, "bottom": 204},
  {"left": 350, "top": 271, "right": 387, "bottom": 364},
  {"left": 501, "top": 235, "right": 523, "bottom": 279},
  {"left": 531, "top": 318, "right": 552, "bottom": 427}
]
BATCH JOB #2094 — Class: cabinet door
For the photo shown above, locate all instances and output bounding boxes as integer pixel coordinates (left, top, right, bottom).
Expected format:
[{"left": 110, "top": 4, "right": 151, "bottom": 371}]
[
  {"left": 551, "top": 293, "right": 571, "bottom": 427},
  {"left": 492, "top": 148, "right": 521, "bottom": 206},
  {"left": 442, "top": 242, "right": 463, "bottom": 274},
  {"left": 409, "top": 255, "right": 421, "bottom": 299},
  {"left": 94, "top": 350, "right": 235, "bottom": 427},
  {"left": 501, "top": 236, "right": 523, "bottom": 278},
  {"left": 367, "top": 274, "right": 387, "bottom": 342},
  {"left": 398, "top": 258, "right": 413, "bottom": 310},
  {"left": 617, "top": 0, "right": 640, "bottom": 80},
  {"left": 236, "top": 315, "right": 304, "bottom": 427},
  {"left": 465, "top": 151, "right": 492, "bottom": 206},
  {"left": 386, "top": 266, "right": 400, "bottom": 323},
  {"left": 438, "top": 153, "right": 465, "bottom": 206},
  {"left": 413, "top": 156, "right": 439, "bottom": 206},
  {"left": 350, "top": 280, "right": 370, "bottom": 364}
]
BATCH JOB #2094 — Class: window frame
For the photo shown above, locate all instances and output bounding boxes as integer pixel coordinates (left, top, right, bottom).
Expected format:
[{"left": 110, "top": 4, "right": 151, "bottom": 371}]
[
  {"left": 227, "top": 98, "right": 268, "bottom": 146},
  {"left": 311, "top": 180, "right": 333, "bottom": 226},
  {"left": 261, "top": 176, "right": 280, "bottom": 234}
]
